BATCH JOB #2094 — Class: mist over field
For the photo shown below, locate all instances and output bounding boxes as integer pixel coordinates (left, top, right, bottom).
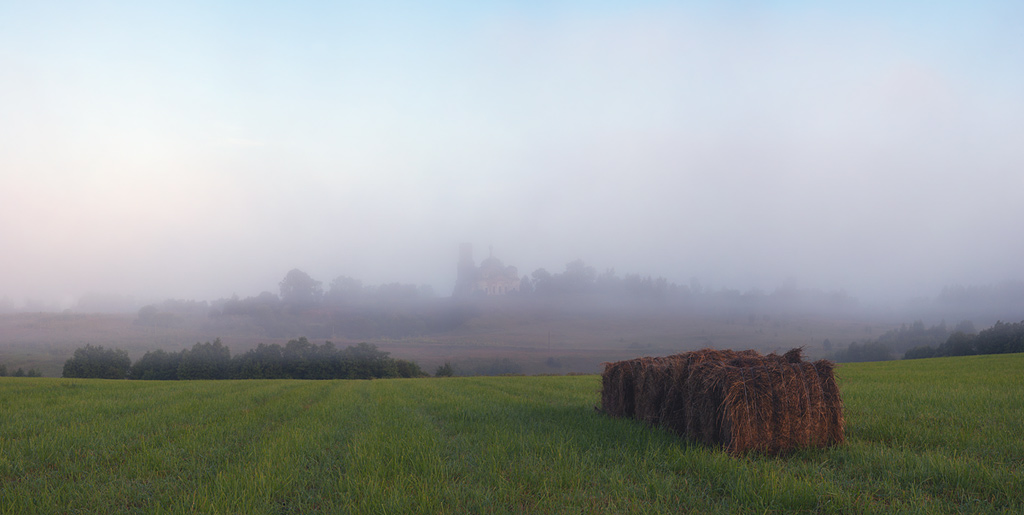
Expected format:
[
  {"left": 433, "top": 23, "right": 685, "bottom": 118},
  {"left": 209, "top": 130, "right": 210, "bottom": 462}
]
[{"left": 2, "top": 1, "right": 1023, "bottom": 312}]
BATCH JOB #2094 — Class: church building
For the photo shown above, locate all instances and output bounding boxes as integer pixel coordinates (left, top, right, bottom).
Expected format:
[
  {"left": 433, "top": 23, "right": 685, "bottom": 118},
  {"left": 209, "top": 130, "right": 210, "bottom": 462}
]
[{"left": 452, "top": 244, "right": 521, "bottom": 297}]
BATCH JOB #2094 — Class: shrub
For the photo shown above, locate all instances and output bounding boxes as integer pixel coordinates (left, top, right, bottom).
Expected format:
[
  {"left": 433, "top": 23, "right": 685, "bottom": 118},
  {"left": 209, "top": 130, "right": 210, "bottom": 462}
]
[
  {"left": 395, "top": 359, "right": 427, "bottom": 378},
  {"left": 435, "top": 362, "right": 454, "bottom": 377}
]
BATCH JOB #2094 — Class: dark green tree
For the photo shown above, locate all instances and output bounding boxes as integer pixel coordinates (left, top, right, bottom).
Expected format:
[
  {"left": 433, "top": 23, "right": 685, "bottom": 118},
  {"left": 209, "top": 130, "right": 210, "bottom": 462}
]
[
  {"left": 904, "top": 346, "right": 937, "bottom": 360},
  {"left": 283, "top": 337, "right": 319, "bottom": 379},
  {"left": 62, "top": 344, "right": 131, "bottom": 379},
  {"left": 973, "top": 320, "right": 1024, "bottom": 355},
  {"left": 129, "top": 349, "right": 184, "bottom": 380},
  {"left": 178, "top": 339, "right": 231, "bottom": 380},
  {"left": 936, "top": 331, "right": 977, "bottom": 357},
  {"left": 342, "top": 342, "right": 396, "bottom": 379},
  {"left": 231, "top": 343, "right": 285, "bottom": 379}
]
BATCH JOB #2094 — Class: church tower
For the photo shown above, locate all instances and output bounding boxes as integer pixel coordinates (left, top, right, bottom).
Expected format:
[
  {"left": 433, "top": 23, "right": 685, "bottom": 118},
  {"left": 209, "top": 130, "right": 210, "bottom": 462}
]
[{"left": 453, "top": 243, "right": 476, "bottom": 297}]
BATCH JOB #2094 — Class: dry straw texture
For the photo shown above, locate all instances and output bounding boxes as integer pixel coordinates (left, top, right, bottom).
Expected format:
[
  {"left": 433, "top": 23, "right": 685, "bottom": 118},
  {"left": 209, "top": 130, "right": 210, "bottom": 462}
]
[{"left": 601, "top": 348, "right": 844, "bottom": 455}]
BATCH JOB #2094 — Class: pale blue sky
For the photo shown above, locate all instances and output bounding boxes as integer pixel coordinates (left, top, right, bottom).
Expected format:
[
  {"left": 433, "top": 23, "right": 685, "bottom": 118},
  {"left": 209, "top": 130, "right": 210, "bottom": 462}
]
[{"left": 1, "top": 1, "right": 1022, "bottom": 307}]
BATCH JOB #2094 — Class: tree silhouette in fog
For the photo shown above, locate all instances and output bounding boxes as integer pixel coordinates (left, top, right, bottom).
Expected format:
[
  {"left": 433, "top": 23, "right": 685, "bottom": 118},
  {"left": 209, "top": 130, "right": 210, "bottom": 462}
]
[{"left": 279, "top": 269, "right": 323, "bottom": 310}]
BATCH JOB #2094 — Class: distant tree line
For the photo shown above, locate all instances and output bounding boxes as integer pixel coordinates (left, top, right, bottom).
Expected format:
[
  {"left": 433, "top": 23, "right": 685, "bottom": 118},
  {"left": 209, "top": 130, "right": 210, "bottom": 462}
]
[
  {"left": 931, "top": 282, "right": 1024, "bottom": 326},
  {"left": 519, "top": 260, "right": 859, "bottom": 316},
  {"left": 829, "top": 319, "right": 1024, "bottom": 362},
  {"left": 136, "top": 263, "right": 871, "bottom": 343},
  {"left": 875, "top": 320, "right": 969, "bottom": 354},
  {"left": 62, "top": 338, "right": 427, "bottom": 380},
  {"left": 271, "top": 269, "right": 436, "bottom": 310},
  {"left": 904, "top": 320, "right": 1024, "bottom": 359},
  {"left": 523, "top": 260, "right": 675, "bottom": 301},
  {"left": 133, "top": 269, "right": 469, "bottom": 340},
  {"left": 831, "top": 341, "right": 896, "bottom": 363},
  {"left": 0, "top": 363, "right": 42, "bottom": 377},
  {"left": 208, "top": 294, "right": 470, "bottom": 340}
]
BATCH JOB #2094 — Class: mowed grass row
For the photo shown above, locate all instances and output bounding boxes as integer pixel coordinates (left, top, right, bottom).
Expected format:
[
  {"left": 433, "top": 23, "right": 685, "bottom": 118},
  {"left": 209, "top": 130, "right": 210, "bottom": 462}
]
[{"left": 1, "top": 354, "right": 1022, "bottom": 514}]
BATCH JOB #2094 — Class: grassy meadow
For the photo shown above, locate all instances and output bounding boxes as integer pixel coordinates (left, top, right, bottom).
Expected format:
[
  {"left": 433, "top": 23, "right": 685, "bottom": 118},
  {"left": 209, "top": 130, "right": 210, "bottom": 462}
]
[{"left": 1, "top": 354, "right": 1022, "bottom": 514}]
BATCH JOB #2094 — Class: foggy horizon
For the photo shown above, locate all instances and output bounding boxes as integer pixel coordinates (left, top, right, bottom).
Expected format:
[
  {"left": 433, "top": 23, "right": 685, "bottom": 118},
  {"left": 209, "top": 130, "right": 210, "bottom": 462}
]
[
  {"left": 6, "top": 243, "right": 1024, "bottom": 314},
  {"left": 3, "top": 2, "right": 1023, "bottom": 311}
]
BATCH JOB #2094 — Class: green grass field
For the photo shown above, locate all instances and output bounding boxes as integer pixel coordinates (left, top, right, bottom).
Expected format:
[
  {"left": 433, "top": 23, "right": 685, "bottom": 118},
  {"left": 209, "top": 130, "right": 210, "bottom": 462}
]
[{"left": 2, "top": 354, "right": 1022, "bottom": 514}]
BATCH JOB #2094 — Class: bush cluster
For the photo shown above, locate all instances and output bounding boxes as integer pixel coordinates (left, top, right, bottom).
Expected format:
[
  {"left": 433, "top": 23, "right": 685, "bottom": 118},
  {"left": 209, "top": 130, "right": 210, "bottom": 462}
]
[
  {"left": 0, "top": 363, "right": 42, "bottom": 377},
  {"left": 63, "top": 338, "right": 427, "bottom": 380}
]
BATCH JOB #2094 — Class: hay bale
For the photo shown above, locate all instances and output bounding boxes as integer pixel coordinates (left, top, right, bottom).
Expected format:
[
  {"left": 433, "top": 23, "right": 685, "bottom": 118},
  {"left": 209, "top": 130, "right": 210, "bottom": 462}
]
[
  {"left": 600, "top": 358, "right": 642, "bottom": 418},
  {"left": 599, "top": 347, "right": 844, "bottom": 455},
  {"left": 658, "top": 356, "right": 696, "bottom": 435},
  {"left": 600, "top": 361, "right": 622, "bottom": 417},
  {"left": 783, "top": 347, "right": 804, "bottom": 363},
  {"left": 634, "top": 358, "right": 672, "bottom": 426},
  {"left": 600, "top": 361, "right": 625, "bottom": 417},
  {"left": 814, "top": 359, "right": 845, "bottom": 446}
]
